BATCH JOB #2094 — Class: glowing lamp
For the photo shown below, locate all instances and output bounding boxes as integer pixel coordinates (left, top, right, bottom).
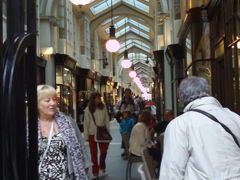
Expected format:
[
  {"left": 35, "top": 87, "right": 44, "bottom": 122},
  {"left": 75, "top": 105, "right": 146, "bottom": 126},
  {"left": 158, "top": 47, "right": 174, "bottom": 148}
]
[
  {"left": 70, "top": 0, "right": 91, "bottom": 5},
  {"left": 129, "top": 70, "right": 137, "bottom": 78},
  {"left": 121, "top": 50, "right": 132, "bottom": 68},
  {"left": 106, "top": 25, "right": 120, "bottom": 52},
  {"left": 121, "top": 59, "right": 132, "bottom": 68}
]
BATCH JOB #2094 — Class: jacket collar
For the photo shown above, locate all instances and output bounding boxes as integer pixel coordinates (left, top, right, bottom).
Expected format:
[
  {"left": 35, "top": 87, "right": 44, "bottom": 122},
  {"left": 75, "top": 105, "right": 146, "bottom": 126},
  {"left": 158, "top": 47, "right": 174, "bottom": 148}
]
[{"left": 183, "top": 96, "right": 223, "bottom": 112}]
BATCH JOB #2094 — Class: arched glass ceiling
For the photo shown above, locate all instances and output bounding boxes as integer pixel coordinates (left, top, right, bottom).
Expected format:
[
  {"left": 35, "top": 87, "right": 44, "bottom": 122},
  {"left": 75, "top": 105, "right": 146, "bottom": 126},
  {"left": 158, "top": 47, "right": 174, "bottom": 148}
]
[
  {"left": 115, "top": 18, "right": 150, "bottom": 33},
  {"left": 116, "top": 26, "right": 149, "bottom": 39},
  {"left": 101, "top": 16, "right": 119, "bottom": 26},
  {"left": 119, "top": 39, "right": 150, "bottom": 54},
  {"left": 90, "top": 0, "right": 150, "bottom": 15},
  {"left": 104, "top": 18, "right": 150, "bottom": 40}
]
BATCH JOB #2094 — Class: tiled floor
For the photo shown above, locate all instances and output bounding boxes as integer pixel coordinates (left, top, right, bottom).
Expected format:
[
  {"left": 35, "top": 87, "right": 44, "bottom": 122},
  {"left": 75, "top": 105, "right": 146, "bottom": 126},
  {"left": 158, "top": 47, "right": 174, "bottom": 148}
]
[{"left": 84, "top": 119, "right": 142, "bottom": 180}]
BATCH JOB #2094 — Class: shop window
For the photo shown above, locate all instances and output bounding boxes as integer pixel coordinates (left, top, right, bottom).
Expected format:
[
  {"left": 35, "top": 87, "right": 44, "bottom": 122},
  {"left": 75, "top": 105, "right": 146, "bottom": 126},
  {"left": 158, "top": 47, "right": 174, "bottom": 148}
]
[
  {"left": 63, "top": 68, "right": 71, "bottom": 86},
  {"left": 56, "top": 85, "right": 73, "bottom": 117},
  {"left": 56, "top": 65, "right": 63, "bottom": 84},
  {"left": 71, "top": 74, "right": 77, "bottom": 120},
  {"left": 186, "top": 33, "right": 192, "bottom": 67},
  {"left": 195, "top": 61, "right": 212, "bottom": 88}
]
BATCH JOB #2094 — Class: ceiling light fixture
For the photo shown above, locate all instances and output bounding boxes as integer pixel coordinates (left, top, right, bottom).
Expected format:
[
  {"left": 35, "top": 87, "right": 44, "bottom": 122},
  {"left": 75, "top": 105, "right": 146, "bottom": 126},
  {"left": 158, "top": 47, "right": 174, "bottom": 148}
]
[
  {"left": 70, "top": 0, "right": 91, "bottom": 6},
  {"left": 121, "top": 18, "right": 132, "bottom": 68},
  {"left": 146, "top": 55, "right": 149, "bottom": 64},
  {"left": 106, "top": 0, "right": 120, "bottom": 52},
  {"left": 129, "top": 42, "right": 136, "bottom": 78}
]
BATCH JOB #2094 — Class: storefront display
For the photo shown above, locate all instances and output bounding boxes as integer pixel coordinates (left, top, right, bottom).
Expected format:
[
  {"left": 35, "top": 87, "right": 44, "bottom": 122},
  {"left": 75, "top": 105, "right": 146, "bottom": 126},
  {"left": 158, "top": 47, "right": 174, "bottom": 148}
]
[{"left": 55, "top": 54, "right": 77, "bottom": 119}]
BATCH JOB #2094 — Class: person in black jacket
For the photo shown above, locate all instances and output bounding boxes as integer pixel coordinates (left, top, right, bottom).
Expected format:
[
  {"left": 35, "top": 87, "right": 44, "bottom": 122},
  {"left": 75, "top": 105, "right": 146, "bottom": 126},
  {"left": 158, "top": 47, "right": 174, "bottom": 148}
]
[{"left": 150, "top": 109, "right": 174, "bottom": 139}]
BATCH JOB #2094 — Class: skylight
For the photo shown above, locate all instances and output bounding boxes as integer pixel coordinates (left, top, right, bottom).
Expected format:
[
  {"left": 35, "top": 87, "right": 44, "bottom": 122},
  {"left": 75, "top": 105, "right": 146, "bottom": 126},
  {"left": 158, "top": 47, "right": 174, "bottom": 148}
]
[
  {"left": 90, "top": 0, "right": 120, "bottom": 15},
  {"left": 123, "top": 0, "right": 149, "bottom": 13}
]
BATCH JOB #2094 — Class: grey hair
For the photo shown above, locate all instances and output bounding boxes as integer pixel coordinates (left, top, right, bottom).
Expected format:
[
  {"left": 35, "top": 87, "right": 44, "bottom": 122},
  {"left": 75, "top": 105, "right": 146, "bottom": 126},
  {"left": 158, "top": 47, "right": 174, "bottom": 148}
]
[{"left": 178, "top": 76, "right": 210, "bottom": 106}]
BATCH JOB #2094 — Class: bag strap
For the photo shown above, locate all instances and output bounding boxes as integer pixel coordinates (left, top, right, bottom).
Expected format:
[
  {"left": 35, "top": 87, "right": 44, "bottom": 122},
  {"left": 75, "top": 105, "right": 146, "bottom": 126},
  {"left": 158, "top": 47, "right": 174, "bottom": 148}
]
[
  {"left": 189, "top": 109, "right": 240, "bottom": 148},
  {"left": 91, "top": 112, "right": 96, "bottom": 126},
  {"left": 39, "top": 120, "right": 55, "bottom": 173},
  {"left": 120, "top": 98, "right": 135, "bottom": 111}
]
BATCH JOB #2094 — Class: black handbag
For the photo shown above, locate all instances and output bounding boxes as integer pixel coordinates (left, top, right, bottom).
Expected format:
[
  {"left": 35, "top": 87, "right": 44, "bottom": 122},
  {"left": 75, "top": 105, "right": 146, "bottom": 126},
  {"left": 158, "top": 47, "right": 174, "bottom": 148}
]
[{"left": 91, "top": 113, "right": 112, "bottom": 143}]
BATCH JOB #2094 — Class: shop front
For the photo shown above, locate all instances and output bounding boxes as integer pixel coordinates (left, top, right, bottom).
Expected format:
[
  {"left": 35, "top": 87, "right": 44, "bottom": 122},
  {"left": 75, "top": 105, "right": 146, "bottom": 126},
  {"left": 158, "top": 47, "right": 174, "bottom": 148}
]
[
  {"left": 54, "top": 53, "right": 77, "bottom": 119},
  {"left": 78, "top": 68, "right": 95, "bottom": 92},
  {"left": 94, "top": 72, "right": 102, "bottom": 92},
  {"left": 113, "top": 82, "right": 120, "bottom": 105},
  {"left": 101, "top": 76, "right": 113, "bottom": 119}
]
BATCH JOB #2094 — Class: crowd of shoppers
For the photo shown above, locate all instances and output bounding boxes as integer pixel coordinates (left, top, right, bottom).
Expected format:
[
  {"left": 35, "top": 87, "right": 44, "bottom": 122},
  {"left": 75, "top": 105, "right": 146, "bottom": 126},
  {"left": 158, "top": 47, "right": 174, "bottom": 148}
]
[{"left": 31, "top": 76, "right": 240, "bottom": 180}]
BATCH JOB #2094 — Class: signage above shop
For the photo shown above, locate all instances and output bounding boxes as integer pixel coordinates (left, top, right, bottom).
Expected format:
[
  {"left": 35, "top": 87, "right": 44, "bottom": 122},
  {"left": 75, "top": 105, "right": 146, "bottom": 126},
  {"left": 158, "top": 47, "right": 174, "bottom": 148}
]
[
  {"left": 79, "top": 68, "right": 95, "bottom": 79},
  {"left": 95, "top": 72, "right": 102, "bottom": 82},
  {"left": 54, "top": 53, "right": 77, "bottom": 70}
]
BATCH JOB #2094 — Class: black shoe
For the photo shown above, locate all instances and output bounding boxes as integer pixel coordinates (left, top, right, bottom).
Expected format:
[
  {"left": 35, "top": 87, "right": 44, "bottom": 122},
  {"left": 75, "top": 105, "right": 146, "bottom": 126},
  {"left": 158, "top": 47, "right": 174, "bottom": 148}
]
[{"left": 121, "top": 152, "right": 125, "bottom": 156}]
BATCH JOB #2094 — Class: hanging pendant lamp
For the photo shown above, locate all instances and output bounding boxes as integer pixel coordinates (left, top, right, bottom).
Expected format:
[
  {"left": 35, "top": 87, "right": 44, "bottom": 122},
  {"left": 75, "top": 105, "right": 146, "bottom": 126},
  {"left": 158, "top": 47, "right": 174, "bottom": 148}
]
[
  {"left": 129, "top": 42, "right": 136, "bottom": 77},
  {"left": 129, "top": 70, "right": 137, "bottom": 78},
  {"left": 70, "top": 0, "right": 91, "bottom": 6},
  {"left": 121, "top": 18, "right": 131, "bottom": 68},
  {"left": 106, "top": 25, "right": 120, "bottom": 52},
  {"left": 106, "top": 0, "right": 120, "bottom": 52},
  {"left": 121, "top": 50, "right": 132, "bottom": 68}
]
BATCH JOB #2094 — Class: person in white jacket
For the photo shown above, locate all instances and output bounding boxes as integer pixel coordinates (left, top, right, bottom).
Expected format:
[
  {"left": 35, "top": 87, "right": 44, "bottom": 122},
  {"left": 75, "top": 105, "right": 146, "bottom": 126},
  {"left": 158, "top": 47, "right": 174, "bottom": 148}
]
[
  {"left": 159, "top": 76, "right": 240, "bottom": 180},
  {"left": 84, "top": 92, "right": 110, "bottom": 179},
  {"left": 129, "top": 110, "right": 161, "bottom": 170}
]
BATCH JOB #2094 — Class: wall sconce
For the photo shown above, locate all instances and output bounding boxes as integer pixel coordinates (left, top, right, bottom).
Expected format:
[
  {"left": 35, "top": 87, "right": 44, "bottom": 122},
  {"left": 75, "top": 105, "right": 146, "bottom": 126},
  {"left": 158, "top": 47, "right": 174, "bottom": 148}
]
[
  {"left": 99, "top": 52, "right": 108, "bottom": 69},
  {"left": 105, "top": 0, "right": 120, "bottom": 52},
  {"left": 41, "top": 47, "right": 54, "bottom": 55}
]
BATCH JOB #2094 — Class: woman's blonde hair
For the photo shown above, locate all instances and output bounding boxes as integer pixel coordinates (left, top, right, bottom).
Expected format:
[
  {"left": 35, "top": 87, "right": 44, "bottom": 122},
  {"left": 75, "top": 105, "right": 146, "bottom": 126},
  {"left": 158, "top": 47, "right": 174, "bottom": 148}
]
[
  {"left": 138, "top": 110, "right": 151, "bottom": 126},
  {"left": 37, "top": 84, "right": 56, "bottom": 102}
]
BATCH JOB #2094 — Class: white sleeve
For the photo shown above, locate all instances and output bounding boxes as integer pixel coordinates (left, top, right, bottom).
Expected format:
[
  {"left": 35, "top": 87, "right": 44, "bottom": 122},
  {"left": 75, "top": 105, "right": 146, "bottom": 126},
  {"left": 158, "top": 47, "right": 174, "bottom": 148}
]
[{"left": 159, "top": 121, "right": 189, "bottom": 180}]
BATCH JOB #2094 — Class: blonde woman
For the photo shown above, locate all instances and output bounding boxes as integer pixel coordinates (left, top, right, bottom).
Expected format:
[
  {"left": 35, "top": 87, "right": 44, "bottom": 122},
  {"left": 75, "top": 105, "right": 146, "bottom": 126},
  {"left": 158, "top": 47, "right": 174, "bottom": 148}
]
[{"left": 36, "top": 85, "right": 90, "bottom": 179}]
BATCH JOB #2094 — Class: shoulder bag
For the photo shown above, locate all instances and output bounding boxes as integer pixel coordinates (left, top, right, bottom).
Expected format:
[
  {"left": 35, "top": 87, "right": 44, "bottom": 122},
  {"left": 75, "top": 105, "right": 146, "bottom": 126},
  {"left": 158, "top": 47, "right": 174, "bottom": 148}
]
[
  {"left": 189, "top": 109, "right": 240, "bottom": 148},
  {"left": 91, "top": 112, "right": 112, "bottom": 143}
]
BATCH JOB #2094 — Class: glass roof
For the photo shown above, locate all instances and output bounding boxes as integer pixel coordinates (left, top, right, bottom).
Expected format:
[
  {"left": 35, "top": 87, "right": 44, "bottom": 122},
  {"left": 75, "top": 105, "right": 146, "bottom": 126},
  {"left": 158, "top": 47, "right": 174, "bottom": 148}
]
[
  {"left": 119, "top": 39, "right": 150, "bottom": 54},
  {"left": 90, "top": 0, "right": 119, "bottom": 15},
  {"left": 123, "top": 0, "right": 149, "bottom": 13},
  {"left": 102, "top": 16, "right": 119, "bottom": 26},
  {"left": 104, "top": 17, "right": 150, "bottom": 40},
  {"left": 90, "top": 0, "right": 150, "bottom": 15}
]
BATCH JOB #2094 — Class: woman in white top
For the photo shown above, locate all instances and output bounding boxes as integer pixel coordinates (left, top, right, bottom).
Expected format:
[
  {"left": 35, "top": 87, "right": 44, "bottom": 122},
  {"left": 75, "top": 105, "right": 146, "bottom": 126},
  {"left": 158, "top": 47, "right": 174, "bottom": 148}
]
[
  {"left": 129, "top": 110, "right": 161, "bottom": 170},
  {"left": 84, "top": 92, "right": 110, "bottom": 179}
]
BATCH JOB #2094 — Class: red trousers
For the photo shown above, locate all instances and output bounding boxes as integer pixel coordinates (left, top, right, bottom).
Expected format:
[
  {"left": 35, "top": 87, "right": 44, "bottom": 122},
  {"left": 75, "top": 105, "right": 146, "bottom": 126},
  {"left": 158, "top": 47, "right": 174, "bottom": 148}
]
[{"left": 88, "top": 135, "right": 109, "bottom": 175}]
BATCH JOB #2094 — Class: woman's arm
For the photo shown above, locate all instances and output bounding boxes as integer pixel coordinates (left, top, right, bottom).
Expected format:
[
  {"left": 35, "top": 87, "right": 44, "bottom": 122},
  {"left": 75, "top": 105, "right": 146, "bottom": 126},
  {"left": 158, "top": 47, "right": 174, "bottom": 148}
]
[{"left": 68, "top": 116, "right": 91, "bottom": 169}]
